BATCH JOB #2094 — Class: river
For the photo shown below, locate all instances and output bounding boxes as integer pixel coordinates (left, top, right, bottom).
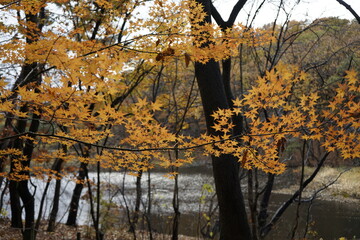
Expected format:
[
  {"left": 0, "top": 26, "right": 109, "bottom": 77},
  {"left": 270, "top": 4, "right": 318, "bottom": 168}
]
[{"left": 2, "top": 169, "right": 360, "bottom": 239}]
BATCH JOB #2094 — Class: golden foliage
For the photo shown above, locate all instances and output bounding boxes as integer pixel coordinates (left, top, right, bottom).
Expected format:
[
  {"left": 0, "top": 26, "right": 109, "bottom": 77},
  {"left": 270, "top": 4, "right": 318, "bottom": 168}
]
[
  {"left": 204, "top": 65, "right": 360, "bottom": 174},
  {"left": 2, "top": 0, "right": 353, "bottom": 181}
]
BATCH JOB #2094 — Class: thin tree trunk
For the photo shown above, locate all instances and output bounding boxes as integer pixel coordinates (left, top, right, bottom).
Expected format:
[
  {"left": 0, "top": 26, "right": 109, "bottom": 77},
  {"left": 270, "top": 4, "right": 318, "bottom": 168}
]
[
  {"left": 132, "top": 169, "right": 143, "bottom": 231},
  {"left": 260, "top": 152, "right": 330, "bottom": 237},
  {"left": 66, "top": 161, "right": 88, "bottom": 226},
  {"left": 172, "top": 166, "right": 180, "bottom": 240},
  {"left": 47, "top": 177, "right": 61, "bottom": 231},
  {"left": 146, "top": 170, "right": 153, "bottom": 240},
  {"left": 36, "top": 156, "right": 64, "bottom": 232},
  {"left": 257, "top": 173, "right": 275, "bottom": 230},
  {"left": 18, "top": 181, "right": 35, "bottom": 240},
  {"left": 247, "top": 170, "right": 259, "bottom": 240},
  {"left": 47, "top": 155, "right": 66, "bottom": 231},
  {"left": 85, "top": 168, "right": 103, "bottom": 240}
]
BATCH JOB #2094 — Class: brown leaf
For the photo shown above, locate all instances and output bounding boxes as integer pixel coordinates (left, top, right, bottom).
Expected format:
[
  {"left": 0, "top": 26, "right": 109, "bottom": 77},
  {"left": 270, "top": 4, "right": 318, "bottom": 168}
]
[
  {"left": 155, "top": 53, "right": 164, "bottom": 61},
  {"left": 241, "top": 150, "right": 248, "bottom": 168},
  {"left": 184, "top": 53, "right": 191, "bottom": 67},
  {"left": 276, "top": 137, "right": 286, "bottom": 153},
  {"left": 163, "top": 47, "right": 175, "bottom": 56}
]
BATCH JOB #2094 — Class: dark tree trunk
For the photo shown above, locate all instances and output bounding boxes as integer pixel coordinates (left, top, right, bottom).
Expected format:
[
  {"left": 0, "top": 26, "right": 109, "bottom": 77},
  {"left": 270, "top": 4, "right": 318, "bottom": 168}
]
[
  {"left": 9, "top": 105, "right": 28, "bottom": 228},
  {"left": 195, "top": 60, "right": 251, "bottom": 240},
  {"left": 46, "top": 145, "right": 66, "bottom": 231},
  {"left": 47, "top": 177, "right": 61, "bottom": 231},
  {"left": 172, "top": 167, "right": 180, "bottom": 240},
  {"left": 258, "top": 173, "right": 275, "bottom": 230},
  {"left": 9, "top": 181, "right": 22, "bottom": 228},
  {"left": 66, "top": 161, "right": 88, "bottom": 226},
  {"left": 18, "top": 181, "right": 35, "bottom": 240},
  {"left": 0, "top": 153, "right": 5, "bottom": 190},
  {"left": 7, "top": 9, "right": 45, "bottom": 236},
  {"left": 20, "top": 112, "right": 41, "bottom": 240},
  {"left": 9, "top": 108, "right": 40, "bottom": 239},
  {"left": 193, "top": 1, "right": 251, "bottom": 238},
  {"left": 131, "top": 169, "right": 143, "bottom": 232}
]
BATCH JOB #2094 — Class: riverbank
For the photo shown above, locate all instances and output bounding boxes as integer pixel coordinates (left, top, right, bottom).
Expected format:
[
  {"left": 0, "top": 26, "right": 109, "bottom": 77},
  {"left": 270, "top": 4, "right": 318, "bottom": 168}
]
[{"left": 273, "top": 166, "right": 360, "bottom": 204}]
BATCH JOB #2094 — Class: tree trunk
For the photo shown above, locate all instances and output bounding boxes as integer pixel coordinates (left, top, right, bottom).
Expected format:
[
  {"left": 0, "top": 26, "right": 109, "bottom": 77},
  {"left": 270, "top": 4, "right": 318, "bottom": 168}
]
[
  {"left": 195, "top": 59, "right": 251, "bottom": 239},
  {"left": 9, "top": 108, "right": 40, "bottom": 239},
  {"left": 192, "top": 1, "right": 251, "bottom": 238},
  {"left": 258, "top": 174, "right": 275, "bottom": 230},
  {"left": 9, "top": 181, "right": 22, "bottom": 228},
  {"left": 66, "top": 161, "right": 88, "bottom": 226},
  {"left": 46, "top": 142, "right": 66, "bottom": 231},
  {"left": 18, "top": 181, "right": 35, "bottom": 240},
  {"left": 130, "top": 169, "right": 143, "bottom": 233},
  {"left": 47, "top": 177, "right": 61, "bottom": 231}
]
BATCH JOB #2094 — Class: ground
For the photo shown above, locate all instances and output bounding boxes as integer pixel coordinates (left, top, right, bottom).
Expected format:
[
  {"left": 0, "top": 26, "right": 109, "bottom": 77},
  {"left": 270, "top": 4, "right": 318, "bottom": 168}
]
[{"left": 0, "top": 219, "right": 198, "bottom": 240}]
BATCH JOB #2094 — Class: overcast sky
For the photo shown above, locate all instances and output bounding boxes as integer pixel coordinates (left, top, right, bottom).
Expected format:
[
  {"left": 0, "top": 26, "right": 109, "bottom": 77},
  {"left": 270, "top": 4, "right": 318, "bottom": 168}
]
[{"left": 213, "top": 0, "right": 360, "bottom": 27}]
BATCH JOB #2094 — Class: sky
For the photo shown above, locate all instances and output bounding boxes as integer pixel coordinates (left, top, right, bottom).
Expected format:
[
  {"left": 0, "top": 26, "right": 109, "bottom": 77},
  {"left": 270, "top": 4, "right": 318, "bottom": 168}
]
[{"left": 213, "top": 0, "right": 360, "bottom": 27}]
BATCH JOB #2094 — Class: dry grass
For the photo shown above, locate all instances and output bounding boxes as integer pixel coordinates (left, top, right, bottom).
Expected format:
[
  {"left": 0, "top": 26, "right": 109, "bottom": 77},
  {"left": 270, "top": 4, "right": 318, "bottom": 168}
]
[{"left": 276, "top": 166, "right": 360, "bottom": 202}]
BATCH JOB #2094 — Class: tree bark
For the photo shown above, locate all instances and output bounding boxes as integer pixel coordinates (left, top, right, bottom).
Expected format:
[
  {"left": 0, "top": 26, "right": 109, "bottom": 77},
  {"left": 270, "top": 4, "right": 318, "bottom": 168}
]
[
  {"left": 47, "top": 177, "right": 61, "bottom": 231},
  {"left": 9, "top": 181, "right": 22, "bottom": 228},
  {"left": 66, "top": 161, "right": 88, "bottom": 226},
  {"left": 193, "top": 1, "right": 251, "bottom": 239},
  {"left": 195, "top": 59, "right": 251, "bottom": 239}
]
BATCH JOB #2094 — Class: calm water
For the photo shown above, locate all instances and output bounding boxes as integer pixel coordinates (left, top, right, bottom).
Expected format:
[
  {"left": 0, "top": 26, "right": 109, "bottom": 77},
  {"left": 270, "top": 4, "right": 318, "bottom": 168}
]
[
  {"left": 264, "top": 193, "right": 360, "bottom": 239},
  {"left": 2, "top": 169, "right": 360, "bottom": 239}
]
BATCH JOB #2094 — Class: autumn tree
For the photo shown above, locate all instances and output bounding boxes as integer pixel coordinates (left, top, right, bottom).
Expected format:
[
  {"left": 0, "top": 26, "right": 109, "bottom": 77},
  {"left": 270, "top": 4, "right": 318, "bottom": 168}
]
[
  {"left": 0, "top": 0, "right": 256, "bottom": 239},
  {"left": 205, "top": 64, "right": 360, "bottom": 238},
  {"left": 2, "top": 0, "right": 359, "bottom": 239},
  {"left": 191, "top": 0, "right": 253, "bottom": 239},
  {"left": 201, "top": 2, "right": 360, "bottom": 236}
]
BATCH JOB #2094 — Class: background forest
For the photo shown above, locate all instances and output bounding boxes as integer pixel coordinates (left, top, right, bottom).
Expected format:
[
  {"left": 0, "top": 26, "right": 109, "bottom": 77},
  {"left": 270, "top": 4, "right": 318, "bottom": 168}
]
[{"left": 0, "top": 0, "right": 359, "bottom": 240}]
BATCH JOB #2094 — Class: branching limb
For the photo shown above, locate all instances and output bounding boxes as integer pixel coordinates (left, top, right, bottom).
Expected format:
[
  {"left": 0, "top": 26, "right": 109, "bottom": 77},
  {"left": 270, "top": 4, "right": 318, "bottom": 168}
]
[
  {"left": 260, "top": 152, "right": 330, "bottom": 238},
  {"left": 301, "top": 167, "right": 351, "bottom": 238},
  {"left": 336, "top": 0, "right": 360, "bottom": 24},
  {"left": 210, "top": 0, "right": 248, "bottom": 29}
]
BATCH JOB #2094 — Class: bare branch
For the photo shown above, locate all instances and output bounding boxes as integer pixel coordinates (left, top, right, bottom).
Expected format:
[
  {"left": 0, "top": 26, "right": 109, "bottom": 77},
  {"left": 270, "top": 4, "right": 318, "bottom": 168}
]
[
  {"left": 210, "top": 0, "right": 248, "bottom": 29},
  {"left": 228, "top": 0, "right": 248, "bottom": 26},
  {"left": 336, "top": 0, "right": 360, "bottom": 24},
  {"left": 260, "top": 152, "right": 330, "bottom": 237}
]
